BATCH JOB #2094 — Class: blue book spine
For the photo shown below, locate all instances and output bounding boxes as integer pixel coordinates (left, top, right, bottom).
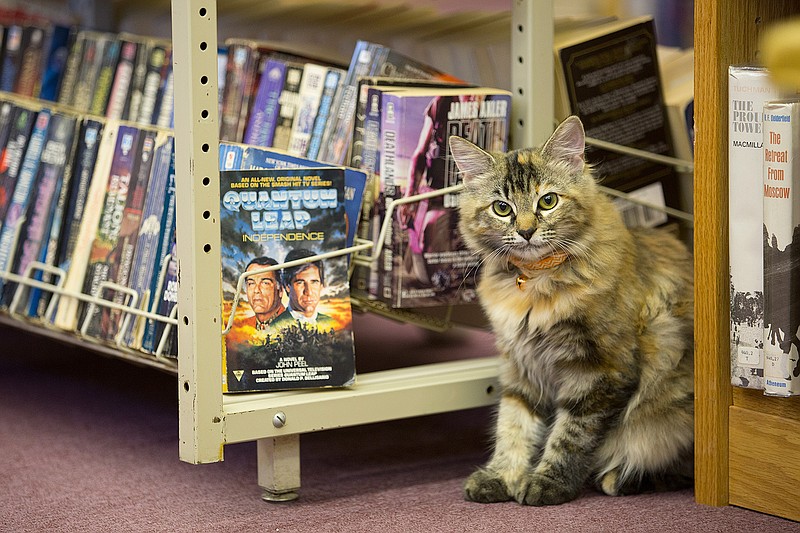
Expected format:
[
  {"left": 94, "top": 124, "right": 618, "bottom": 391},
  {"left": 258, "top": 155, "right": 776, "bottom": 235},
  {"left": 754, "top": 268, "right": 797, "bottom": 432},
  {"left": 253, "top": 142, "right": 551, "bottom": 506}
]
[
  {"left": 124, "top": 134, "right": 174, "bottom": 346},
  {"left": 243, "top": 58, "right": 286, "bottom": 147},
  {"left": 38, "top": 25, "right": 74, "bottom": 102},
  {"left": 306, "top": 68, "right": 342, "bottom": 160},
  {"left": 141, "top": 146, "right": 177, "bottom": 353},
  {"left": 0, "top": 25, "right": 23, "bottom": 92}
]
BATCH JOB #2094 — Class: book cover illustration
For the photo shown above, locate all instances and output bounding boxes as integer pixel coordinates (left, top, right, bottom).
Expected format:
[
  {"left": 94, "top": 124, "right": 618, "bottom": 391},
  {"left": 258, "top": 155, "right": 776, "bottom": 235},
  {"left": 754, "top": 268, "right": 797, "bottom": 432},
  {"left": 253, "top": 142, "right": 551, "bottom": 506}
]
[
  {"left": 728, "top": 66, "right": 780, "bottom": 390},
  {"left": 220, "top": 166, "right": 356, "bottom": 393},
  {"left": 762, "top": 99, "right": 800, "bottom": 397},
  {"left": 380, "top": 88, "right": 511, "bottom": 308},
  {"left": 239, "top": 144, "right": 367, "bottom": 249}
]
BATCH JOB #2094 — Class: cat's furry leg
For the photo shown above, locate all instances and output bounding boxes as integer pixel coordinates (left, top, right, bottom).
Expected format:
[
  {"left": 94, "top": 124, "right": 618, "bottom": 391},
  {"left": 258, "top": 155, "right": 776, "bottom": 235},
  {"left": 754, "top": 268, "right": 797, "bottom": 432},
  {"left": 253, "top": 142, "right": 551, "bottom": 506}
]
[
  {"left": 515, "top": 409, "right": 602, "bottom": 505},
  {"left": 465, "top": 393, "right": 547, "bottom": 503}
]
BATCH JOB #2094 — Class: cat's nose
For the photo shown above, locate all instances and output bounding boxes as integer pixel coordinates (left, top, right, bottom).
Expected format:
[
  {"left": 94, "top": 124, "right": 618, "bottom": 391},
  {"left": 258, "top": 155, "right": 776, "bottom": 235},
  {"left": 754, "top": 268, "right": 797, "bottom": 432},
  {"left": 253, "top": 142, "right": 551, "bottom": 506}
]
[{"left": 517, "top": 228, "right": 534, "bottom": 241}]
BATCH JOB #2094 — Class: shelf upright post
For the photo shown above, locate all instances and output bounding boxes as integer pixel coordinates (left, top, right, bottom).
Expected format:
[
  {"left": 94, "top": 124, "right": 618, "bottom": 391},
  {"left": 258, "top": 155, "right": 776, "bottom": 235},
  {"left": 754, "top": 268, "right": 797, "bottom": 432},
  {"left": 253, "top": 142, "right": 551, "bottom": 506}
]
[
  {"left": 510, "top": 0, "right": 553, "bottom": 149},
  {"left": 171, "top": 0, "right": 226, "bottom": 464}
]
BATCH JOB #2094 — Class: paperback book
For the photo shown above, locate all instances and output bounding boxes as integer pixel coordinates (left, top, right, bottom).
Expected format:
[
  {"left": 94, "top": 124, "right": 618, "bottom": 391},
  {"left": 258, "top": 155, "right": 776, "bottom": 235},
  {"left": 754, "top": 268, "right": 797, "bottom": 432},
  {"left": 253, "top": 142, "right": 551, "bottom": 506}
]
[
  {"left": 220, "top": 166, "right": 356, "bottom": 392},
  {"left": 366, "top": 86, "right": 512, "bottom": 308}
]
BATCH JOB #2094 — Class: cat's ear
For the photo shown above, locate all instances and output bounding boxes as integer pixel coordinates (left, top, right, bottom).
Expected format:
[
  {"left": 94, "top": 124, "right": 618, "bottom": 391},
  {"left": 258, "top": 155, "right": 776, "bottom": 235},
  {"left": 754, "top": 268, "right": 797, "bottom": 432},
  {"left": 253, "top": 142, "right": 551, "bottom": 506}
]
[
  {"left": 449, "top": 136, "right": 495, "bottom": 184},
  {"left": 541, "top": 115, "right": 585, "bottom": 174}
]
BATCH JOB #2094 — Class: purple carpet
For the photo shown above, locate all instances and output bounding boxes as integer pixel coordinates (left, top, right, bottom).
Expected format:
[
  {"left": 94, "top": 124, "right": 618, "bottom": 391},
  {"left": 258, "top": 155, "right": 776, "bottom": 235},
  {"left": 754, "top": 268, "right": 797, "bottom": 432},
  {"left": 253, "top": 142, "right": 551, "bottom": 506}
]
[{"left": 1, "top": 313, "right": 798, "bottom": 532}]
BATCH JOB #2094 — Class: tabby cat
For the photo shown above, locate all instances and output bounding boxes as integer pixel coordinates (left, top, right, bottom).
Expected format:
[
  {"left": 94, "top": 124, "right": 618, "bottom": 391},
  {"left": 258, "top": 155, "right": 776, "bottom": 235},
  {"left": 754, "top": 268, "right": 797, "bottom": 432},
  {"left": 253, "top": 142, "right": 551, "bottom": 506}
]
[{"left": 448, "top": 116, "right": 694, "bottom": 506}]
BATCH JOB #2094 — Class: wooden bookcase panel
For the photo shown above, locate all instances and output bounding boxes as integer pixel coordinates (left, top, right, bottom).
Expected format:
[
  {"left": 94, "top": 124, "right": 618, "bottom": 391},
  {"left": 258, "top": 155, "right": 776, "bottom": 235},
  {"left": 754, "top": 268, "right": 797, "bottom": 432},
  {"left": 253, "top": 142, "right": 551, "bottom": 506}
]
[{"left": 694, "top": 0, "right": 800, "bottom": 518}]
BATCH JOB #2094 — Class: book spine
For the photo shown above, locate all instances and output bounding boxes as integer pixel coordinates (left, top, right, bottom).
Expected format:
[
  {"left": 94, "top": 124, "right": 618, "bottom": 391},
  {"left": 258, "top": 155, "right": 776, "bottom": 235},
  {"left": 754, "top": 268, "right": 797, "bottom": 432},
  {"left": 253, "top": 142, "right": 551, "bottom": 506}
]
[
  {"left": 0, "top": 105, "right": 36, "bottom": 224},
  {"left": 56, "top": 32, "right": 85, "bottom": 107},
  {"left": 0, "top": 25, "right": 23, "bottom": 92},
  {"left": 728, "top": 66, "right": 780, "bottom": 390},
  {"left": 13, "top": 25, "right": 46, "bottom": 98},
  {"left": 105, "top": 39, "right": 138, "bottom": 120},
  {"left": 38, "top": 24, "right": 74, "bottom": 102},
  {"left": 219, "top": 42, "right": 255, "bottom": 142},
  {"left": 136, "top": 44, "right": 169, "bottom": 125},
  {"left": 379, "top": 91, "right": 401, "bottom": 305},
  {"left": 352, "top": 86, "right": 384, "bottom": 299},
  {"left": 121, "top": 40, "right": 150, "bottom": 122},
  {"left": 29, "top": 114, "right": 79, "bottom": 317},
  {"left": 146, "top": 240, "right": 177, "bottom": 356},
  {"left": 141, "top": 146, "right": 177, "bottom": 352},
  {"left": 124, "top": 134, "right": 173, "bottom": 348},
  {"left": 52, "top": 120, "right": 117, "bottom": 331},
  {"left": 80, "top": 125, "right": 140, "bottom": 336},
  {"left": 99, "top": 129, "right": 158, "bottom": 340},
  {"left": 306, "top": 67, "right": 342, "bottom": 160},
  {"left": 243, "top": 57, "right": 285, "bottom": 147},
  {"left": 72, "top": 34, "right": 108, "bottom": 113},
  {"left": 318, "top": 41, "right": 379, "bottom": 164},
  {"left": 54, "top": 119, "right": 103, "bottom": 277},
  {"left": 89, "top": 37, "right": 121, "bottom": 117},
  {"left": 762, "top": 99, "right": 800, "bottom": 397},
  {"left": 287, "top": 62, "right": 328, "bottom": 156},
  {"left": 0, "top": 109, "right": 51, "bottom": 292},
  {"left": 271, "top": 63, "right": 303, "bottom": 151},
  {"left": 154, "top": 61, "right": 174, "bottom": 128}
]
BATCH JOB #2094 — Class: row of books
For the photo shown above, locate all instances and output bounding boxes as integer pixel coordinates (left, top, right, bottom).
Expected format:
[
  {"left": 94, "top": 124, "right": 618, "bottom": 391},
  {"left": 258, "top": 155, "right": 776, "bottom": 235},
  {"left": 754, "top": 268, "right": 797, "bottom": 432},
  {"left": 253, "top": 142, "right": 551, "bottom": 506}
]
[
  {"left": 219, "top": 38, "right": 463, "bottom": 167},
  {"left": 0, "top": 16, "right": 73, "bottom": 102},
  {"left": 0, "top": 14, "right": 176, "bottom": 130},
  {"left": 728, "top": 65, "right": 800, "bottom": 397},
  {"left": 0, "top": 94, "right": 179, "bottom": 357}
]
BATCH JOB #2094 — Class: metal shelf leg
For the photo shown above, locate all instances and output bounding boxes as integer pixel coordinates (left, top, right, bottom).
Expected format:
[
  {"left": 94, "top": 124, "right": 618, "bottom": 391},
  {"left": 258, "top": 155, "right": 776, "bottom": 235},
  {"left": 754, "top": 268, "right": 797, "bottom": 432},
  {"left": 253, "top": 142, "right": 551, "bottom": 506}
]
[{"left": 257, "top": 435, "right": 301, "bottom": 502}]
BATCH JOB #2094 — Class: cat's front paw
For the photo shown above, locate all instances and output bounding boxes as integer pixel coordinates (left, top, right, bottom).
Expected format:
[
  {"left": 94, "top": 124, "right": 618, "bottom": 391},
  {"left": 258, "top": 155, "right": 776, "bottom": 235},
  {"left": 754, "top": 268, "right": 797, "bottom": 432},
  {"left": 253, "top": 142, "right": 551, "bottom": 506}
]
[
  {"left": 464, "top": 469, "right": 512, "bottom": 503},
  {"left": 516, "top": 472, "right": 579, "bottom": 506}
]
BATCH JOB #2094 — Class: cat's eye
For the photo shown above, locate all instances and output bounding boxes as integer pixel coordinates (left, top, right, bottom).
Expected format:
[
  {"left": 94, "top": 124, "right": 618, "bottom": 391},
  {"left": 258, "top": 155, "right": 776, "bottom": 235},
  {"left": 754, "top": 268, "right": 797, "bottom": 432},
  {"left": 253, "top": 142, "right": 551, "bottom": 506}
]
[
  {"left": 492, "top": 200, "right": 513, "bottom": 217},
  {"left": 538, "top": 193, "right": 559, "bottom": 210}
]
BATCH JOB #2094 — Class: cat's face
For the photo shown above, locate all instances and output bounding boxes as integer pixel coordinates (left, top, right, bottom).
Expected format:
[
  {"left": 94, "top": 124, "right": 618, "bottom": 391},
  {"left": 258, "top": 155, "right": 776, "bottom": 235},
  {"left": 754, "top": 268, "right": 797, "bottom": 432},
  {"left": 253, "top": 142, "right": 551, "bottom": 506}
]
[{"left": 450, "top": 116, "right": 597, "bottom": 264}]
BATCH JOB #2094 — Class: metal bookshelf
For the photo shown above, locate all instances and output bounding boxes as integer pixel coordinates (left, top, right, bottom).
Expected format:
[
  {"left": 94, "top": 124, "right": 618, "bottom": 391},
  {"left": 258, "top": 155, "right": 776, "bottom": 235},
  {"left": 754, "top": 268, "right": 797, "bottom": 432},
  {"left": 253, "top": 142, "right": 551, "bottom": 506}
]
[{"left": 169, "top": 0, "right": 561, "bottom": 501}]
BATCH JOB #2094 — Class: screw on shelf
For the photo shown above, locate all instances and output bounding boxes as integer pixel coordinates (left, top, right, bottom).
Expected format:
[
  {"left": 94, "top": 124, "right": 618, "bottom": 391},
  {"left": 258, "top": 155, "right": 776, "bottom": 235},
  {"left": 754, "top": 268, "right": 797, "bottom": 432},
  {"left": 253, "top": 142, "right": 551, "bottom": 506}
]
[{"left": 272, "top": 412, "right": 287, "bottom": 428}]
